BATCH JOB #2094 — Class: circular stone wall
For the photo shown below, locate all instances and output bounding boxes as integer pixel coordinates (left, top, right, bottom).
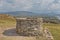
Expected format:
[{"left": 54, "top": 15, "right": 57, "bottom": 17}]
[{"left": 16, "top": 18, "right": 43, "bottom": 36}]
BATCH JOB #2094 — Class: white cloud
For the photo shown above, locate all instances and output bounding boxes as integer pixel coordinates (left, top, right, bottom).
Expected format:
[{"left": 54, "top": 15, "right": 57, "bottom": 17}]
[
  {"left": 0, "top": 0, "right": 60, "bottom": 12},
  {"left": 0, "top": 0, "right": 33, "bottom": 12},
  {"left": 14, "top": 0, "right": 33, "bottom": 11},
  {"left": 39, "top": 0, "right": 54, "bottom": 10},
  {"left": 48, "top": 0, "right": 60, "bottom": 10},
  {"left": 50, "top": 4, "right": 60, "bottom": 10},
  {"left": 0, "top": 1, "right": 3, "bottom": 7}
]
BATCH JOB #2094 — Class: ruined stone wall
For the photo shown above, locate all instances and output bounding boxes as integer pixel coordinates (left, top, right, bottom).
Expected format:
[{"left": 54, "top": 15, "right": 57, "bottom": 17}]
[{"left": 16, "top": 18, "right": 43, "bottom": 36}]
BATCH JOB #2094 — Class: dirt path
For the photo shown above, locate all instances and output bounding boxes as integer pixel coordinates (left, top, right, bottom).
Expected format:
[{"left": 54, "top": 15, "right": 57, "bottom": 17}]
[{"left": 0, "top": 26, "right": 36, "bottom": 40}]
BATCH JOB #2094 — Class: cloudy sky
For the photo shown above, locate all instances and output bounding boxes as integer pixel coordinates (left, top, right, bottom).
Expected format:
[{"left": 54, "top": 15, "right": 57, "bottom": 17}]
[{"left": 0, "top": 0, "right": 60, "bottom": 13}]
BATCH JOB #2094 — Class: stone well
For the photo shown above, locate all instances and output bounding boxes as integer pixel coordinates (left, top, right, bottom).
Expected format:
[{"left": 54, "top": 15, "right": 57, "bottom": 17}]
[{"left": 16, "top": 17, "right": 43, "bottom": 36}]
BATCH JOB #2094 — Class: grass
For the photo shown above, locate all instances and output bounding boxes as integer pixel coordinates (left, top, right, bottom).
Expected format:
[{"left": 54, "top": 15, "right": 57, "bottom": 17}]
[
  {"left": 0, "top": 15, "right": 60, "bottom": 40},
  {"left": 0, "top": 21, "right": 60, "bottom": 40},
  {"left": 43, "top": 23, "right": 60, "bottom": 40},
  {"left": 0, "top": 20, "right": 60, "bottom": 40},
  {"left": 0, "top": 18, "right": 16, "bottom": 28}
]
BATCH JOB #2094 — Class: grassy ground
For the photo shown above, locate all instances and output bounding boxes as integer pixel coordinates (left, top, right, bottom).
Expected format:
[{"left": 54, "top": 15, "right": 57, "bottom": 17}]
[
  {"left": 0, "top": 18, "right": 16, "bottom": 28},
  {"left": 43, "top": 23, "right": 60, "bottom": 40},
  {"left": 0, "top": 20, "right": 60, "bottom": 40},
  {"left": 0, "top": 14, "right": 60, "bottom": 40},
  {"left": 0, "top": 16, "right": 44, "bottom": 40}
]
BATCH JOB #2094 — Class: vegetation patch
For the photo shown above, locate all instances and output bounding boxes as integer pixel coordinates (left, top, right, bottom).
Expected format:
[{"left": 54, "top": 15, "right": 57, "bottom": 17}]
[{"left": 43, "top": 23, "right": 60, "bottom": 40}]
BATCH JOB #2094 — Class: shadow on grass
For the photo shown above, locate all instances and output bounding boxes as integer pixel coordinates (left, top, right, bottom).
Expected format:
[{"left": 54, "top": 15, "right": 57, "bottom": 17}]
[{"left": 3, "top": 28, "right": 19, "bottom": 36}]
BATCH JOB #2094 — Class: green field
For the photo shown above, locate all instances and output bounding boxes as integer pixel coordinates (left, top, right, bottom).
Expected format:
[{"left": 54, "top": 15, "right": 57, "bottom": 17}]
[{"left": 43, "top": 23, "right": 60, "bottom": 40}]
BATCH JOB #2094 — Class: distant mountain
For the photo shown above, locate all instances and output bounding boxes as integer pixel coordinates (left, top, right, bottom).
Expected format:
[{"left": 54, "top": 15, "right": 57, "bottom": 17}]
[
  {"left": 0, "top": 11, "right": 38, "bottom": 17},
  {"left": 0, "top": 11, "right": 60, "bottom": 17}
]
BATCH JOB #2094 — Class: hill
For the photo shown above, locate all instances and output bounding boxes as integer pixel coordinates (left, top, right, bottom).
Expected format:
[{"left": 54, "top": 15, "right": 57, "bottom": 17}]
[{"left": 0, "top": 11, "right": 60, "bottom": 17}]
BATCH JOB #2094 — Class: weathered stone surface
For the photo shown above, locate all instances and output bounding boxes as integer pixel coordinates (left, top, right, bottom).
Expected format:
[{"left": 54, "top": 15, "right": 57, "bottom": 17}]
[
  {"left": 44, "top": 28, "right": 54, "bottom": 40},
  {"left": 16, "top": 18, "right": 43, "bottom": 36}
]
